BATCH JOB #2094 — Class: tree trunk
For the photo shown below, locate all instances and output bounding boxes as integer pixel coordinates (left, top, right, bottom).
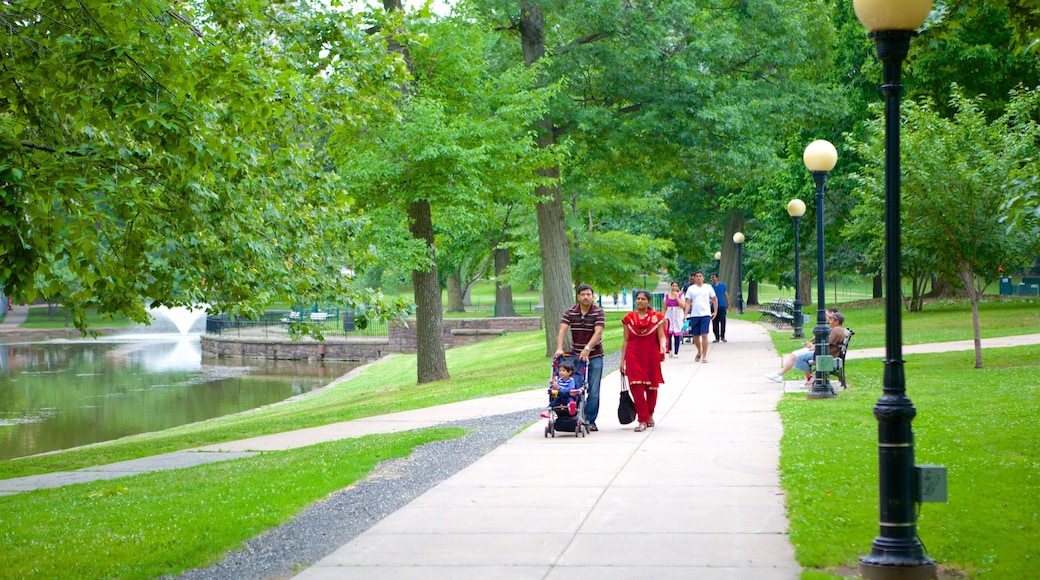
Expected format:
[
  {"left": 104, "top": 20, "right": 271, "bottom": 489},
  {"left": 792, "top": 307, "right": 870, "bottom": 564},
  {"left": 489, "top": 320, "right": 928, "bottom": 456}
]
[
  {"left": 923, "top": 276, "right": 956, "bottom": 299},
  {"left": 718, "top": 212, "right": 746, "bottom": 309},
  {"left": 747, "top": 279, "right": 759, "bottom": 306},
  {"left": 800, "top": 272, "right": 814, "bottom": 308},
  {"left": 959, "top": 265, "right": 984, "bottom": 369},
  {"left": 408, "top": 202, "right": 450, "bottom": 383},
  {"left": 494, "top": 247, "right": 515, "bottom": 317},
  {"left": 385, "top": 0, "right": 448, "bottom": 383},
  {"left": 873, "top": 274, "right": 883, "bottom": 299},
  {"left": 521, "top": 2, "right": 574, "bottom": 356},
  {"left": 446, "top": 272, "right": 465, "bottom": 313}
]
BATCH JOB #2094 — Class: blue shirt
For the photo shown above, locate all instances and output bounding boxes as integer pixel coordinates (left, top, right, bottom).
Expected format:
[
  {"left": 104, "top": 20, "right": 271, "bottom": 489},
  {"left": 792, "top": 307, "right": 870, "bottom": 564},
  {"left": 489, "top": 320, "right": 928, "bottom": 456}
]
[{"left": 712, "top": 282, "right": 728, "bottom": 308}]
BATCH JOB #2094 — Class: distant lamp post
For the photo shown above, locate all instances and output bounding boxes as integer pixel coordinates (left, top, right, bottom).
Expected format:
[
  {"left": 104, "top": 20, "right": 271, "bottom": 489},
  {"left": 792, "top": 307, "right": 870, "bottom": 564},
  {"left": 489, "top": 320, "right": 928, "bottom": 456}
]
[
  {"left": 714, "top": 251, "right": 722, "bottom": 274},
  {"left": 803, "top": 139, "right": 838, "bottom": 399},
  {"left": 732, "top": 232, "right": 745, "bottom": 314},
  {"left": 786, "top": 199, "right": 807, "bottom": 339},
  {"left": 854, "top": 0, "right": 937, "bottom": 577}
]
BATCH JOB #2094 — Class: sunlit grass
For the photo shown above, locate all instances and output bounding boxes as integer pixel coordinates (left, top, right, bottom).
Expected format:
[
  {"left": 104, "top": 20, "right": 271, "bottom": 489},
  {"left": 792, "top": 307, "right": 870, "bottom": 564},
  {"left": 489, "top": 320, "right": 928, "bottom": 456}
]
[
  {"left": 0, "top": 429, "right": 462, "bottom": 579},
  {"left": 780, "top": 346, "right": 1040, "bottom": 578}
]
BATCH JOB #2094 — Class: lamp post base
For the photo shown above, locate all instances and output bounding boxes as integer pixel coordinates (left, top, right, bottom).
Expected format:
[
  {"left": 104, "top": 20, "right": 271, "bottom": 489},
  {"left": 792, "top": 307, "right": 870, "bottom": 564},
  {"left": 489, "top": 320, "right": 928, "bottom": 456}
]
[{"left": 859, "top": 561, "right": 936, "bottom": 580}]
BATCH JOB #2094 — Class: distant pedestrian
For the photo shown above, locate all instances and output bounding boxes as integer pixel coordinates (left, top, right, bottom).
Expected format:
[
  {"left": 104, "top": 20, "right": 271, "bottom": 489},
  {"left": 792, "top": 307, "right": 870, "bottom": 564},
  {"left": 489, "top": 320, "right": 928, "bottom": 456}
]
[
  {"left": 621, "top": 290, "right": 666, "bottom": 432},
  {"left": 555, "top": 284, "right": 605, "bottom": 431},
  {"left": 683, "top": 271, "right": 717, "bottom": 363},
  {"left": 680, "top": 272, "right": 696, "bottom": 294},
  {"left": 663, "top": 281, "right": 686, "bottom": 357},
  {"left": 710, "top": 273, "right": 730, "bottom": 343}
]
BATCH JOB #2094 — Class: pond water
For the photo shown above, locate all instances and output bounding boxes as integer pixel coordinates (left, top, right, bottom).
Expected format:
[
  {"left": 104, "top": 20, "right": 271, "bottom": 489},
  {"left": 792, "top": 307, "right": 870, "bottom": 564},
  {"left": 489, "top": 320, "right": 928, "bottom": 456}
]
[{"left": 0, "top": 334, "right": 356, "bottom": 460}]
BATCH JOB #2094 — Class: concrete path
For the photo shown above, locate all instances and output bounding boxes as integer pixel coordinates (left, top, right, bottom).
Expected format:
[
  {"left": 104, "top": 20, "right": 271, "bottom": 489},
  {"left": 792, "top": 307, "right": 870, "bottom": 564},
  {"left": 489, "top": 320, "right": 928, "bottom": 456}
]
[
  {"left": 293, "top": 320, "right": 800, "bottom": 579},
  {"left": 0, "top": 306, "right": 28, "bottom": 329}
]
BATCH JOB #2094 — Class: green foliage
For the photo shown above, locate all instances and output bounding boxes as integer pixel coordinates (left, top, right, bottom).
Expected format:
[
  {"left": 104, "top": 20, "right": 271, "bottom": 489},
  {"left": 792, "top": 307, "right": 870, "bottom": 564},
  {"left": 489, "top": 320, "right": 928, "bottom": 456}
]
[
  {"left": 847, "top": 86, "right": 1040, "bottom": 310},
  {"left": 0, "top": 429, "right": 463, "bottom": 579},
  {"left": 0, "top": 0, "right": 409, "bottom": 330}
]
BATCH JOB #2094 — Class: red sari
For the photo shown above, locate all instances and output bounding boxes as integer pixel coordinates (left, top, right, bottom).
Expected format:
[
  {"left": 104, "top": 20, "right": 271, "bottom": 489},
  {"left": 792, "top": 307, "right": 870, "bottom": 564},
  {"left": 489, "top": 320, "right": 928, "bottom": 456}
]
[{"left": 622, "top": 309, "right": 665, "bottom": 425}]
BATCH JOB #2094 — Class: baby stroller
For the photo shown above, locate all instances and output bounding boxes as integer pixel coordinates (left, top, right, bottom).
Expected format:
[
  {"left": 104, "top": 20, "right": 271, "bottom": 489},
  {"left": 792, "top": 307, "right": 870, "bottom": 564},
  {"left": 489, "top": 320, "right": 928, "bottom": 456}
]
[{"left": 543, "top": 354, "right": 590, "bottom": 438}]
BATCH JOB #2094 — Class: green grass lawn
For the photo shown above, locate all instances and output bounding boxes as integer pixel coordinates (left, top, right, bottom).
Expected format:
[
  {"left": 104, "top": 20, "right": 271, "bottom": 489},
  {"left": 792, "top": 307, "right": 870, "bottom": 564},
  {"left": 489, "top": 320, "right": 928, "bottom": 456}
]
[
  {"left": 0, "top": 429, "right": 462, "bottom": 579},
  {"left": 19, "top": 306, "right": 139, "bottom": 329},
  {"left": 780, "top": 346, "right": 1040, "bottom": 579}
]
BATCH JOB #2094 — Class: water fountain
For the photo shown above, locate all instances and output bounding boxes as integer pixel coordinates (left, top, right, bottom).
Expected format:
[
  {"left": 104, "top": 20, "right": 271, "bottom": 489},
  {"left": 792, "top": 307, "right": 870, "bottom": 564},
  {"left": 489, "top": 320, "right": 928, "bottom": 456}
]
[{"left": 148, "top": 305, "right": 207, "bottom": 334}]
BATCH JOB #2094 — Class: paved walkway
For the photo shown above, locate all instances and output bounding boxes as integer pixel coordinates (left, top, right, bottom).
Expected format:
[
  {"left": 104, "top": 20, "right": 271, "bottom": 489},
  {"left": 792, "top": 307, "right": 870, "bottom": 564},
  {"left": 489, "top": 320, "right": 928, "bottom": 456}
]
[{"left": 293, "top": 319, "right": 799, "bottom": 579}]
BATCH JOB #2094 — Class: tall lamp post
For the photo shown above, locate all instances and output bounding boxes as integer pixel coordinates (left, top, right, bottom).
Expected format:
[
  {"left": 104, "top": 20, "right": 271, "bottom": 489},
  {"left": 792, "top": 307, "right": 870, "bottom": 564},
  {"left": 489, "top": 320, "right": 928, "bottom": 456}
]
[
  {"left": 787, "top": 199, "right": 806, "bottom": 339},
  {"left": 732, "top": 232, "right": 744, "bottom": 314},
  {"left": 803, "top": 140, "right": 838, "bottom": 399},
  {"left": 854, "top": 0, "right": 936, "bottom": 577}
]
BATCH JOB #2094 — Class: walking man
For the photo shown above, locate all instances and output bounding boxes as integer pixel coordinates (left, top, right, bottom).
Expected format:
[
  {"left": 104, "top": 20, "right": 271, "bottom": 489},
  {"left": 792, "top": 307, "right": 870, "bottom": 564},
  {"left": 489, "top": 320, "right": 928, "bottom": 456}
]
[
  {"left": 555, "top": 284, "right": 605, "bottom": 431},
  {"left": 710, "top": 273, "right": 730, "bottom": 343},
  {"left": 683, "top": 271, "right": 717, "bottom": 363}
]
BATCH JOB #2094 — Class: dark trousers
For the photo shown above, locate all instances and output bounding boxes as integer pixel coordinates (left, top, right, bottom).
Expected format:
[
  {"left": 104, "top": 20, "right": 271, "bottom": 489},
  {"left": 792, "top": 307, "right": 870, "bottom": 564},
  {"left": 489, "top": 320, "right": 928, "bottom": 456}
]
[{"left": 713, "top": 306, "right": 727, "bottom": 340}]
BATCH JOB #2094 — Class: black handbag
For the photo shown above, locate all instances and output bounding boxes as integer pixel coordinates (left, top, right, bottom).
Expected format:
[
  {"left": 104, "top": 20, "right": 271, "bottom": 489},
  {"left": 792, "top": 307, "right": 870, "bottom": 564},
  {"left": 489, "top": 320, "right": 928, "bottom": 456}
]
[{"left": 618, "top": 374, "right": 636, "bottom": 425}]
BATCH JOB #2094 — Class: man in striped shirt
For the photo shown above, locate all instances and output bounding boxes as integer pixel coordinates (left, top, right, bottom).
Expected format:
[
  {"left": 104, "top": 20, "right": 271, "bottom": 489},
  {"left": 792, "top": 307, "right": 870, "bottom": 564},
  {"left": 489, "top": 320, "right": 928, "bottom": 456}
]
[{"left": 554, "top": 284, "right": 606, "bottom": 431}]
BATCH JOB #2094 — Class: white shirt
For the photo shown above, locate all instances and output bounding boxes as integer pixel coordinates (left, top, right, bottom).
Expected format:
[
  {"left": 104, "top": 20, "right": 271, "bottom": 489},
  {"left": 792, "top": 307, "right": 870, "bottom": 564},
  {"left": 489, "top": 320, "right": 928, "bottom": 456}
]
[{"left": 684, "top": 284, "right": 716, "bottom": 317}]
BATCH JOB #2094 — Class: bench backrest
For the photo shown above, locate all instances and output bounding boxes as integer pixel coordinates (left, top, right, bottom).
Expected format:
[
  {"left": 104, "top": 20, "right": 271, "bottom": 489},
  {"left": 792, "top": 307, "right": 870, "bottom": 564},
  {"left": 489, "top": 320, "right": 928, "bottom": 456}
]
[{"left": 838, "top": 328, "right": 854, "bottom": 360}]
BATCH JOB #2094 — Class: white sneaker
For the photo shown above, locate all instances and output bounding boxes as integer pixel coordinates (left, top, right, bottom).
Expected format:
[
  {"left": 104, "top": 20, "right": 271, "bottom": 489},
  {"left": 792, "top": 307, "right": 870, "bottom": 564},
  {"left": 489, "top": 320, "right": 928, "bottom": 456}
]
[{"left": 765, "top": 373, "right": 783, "bottom": 383}]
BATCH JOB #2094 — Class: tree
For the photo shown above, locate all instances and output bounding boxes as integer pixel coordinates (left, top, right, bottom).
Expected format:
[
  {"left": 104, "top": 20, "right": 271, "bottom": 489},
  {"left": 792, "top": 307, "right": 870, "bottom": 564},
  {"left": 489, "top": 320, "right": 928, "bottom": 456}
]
[
  {"left": 851, "top": 87, "right": 1040, "bottom": 367},
  {"left": 334, "top": 5, "right": 555, "bottom": 381},
  {"left": 0, "top": 0, "right": 407, "bottom": 330}
]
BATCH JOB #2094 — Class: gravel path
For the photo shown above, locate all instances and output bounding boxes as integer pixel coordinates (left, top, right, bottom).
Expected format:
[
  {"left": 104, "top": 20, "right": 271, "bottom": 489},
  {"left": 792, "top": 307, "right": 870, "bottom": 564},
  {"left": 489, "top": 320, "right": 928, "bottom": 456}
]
[{"left": 176, "top": 352, "right": 620, "bottom": 580}]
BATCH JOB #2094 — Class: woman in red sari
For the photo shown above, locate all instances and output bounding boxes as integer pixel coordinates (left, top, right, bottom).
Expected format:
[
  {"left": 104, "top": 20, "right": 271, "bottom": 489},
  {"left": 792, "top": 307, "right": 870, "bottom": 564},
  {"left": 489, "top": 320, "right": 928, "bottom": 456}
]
[{"left": 621, "top": 290, "right": 667, "bottom": 432}]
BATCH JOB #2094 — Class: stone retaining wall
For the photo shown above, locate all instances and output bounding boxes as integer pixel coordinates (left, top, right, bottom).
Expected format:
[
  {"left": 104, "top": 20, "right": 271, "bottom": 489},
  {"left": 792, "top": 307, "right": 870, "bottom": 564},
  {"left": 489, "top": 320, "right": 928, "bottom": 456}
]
[
  {"left": 388, "top": 317, "right": 542, "bottom": 354},
  {"left": 201, "top": 335, "right": 390, "bottom": 362},
  {"left": 201, "top": 317, "right": 541, "bottom": 361}
]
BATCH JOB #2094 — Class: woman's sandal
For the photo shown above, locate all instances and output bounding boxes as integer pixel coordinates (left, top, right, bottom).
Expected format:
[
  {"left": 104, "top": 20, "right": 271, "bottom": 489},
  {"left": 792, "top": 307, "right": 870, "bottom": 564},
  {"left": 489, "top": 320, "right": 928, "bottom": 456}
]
[
  {"left": 634, "top": 422, "right": 647, "bottom": 432},
  {"left": 647, "top": 419, "right": 655, "bottom": 428}
]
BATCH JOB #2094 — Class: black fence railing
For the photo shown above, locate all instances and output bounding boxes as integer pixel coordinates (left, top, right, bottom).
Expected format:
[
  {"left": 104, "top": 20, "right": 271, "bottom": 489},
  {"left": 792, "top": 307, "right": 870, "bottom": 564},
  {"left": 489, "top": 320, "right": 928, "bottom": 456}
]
[{"left": 205, "top": 309, "right": 390, "bottom": 339}]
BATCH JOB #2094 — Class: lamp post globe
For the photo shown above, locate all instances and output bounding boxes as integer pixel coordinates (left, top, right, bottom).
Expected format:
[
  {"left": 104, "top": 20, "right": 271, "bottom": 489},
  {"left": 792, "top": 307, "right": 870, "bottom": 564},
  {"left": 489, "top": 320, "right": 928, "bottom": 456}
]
[
  {"left": 803, "top": 140, "right": 837, "bottom": 399},
  {"left": 732, "top": 232, "right": 744, "bottom": 315},
  {"left": 714, "top": 251, "right": 722, "bottom": 274},
  {"left": 787, "top": 199, "right": 807, "bottom": 339},
  {"left": 855, "top": 1, "right": 937, "bottom": 578}
]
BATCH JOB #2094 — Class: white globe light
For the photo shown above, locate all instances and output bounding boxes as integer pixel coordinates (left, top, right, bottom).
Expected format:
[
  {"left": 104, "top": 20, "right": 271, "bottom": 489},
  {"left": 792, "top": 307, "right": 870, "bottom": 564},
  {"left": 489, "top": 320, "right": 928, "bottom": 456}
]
[
  {"left": 803, "top": 140, "right": 838, "bottom": 173},
  {"left": 787, "top": 199, "right": 807, "bottom": 218},
  {"left": 853, "top": 0, "right": 933, "bottom": 32}
]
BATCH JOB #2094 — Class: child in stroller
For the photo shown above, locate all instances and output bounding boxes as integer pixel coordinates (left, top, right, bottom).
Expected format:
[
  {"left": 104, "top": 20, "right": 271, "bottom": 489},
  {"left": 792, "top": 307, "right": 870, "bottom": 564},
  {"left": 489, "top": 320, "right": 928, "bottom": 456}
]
[{"left": 543, "top": 356, "right": 590, "bottom": 438}]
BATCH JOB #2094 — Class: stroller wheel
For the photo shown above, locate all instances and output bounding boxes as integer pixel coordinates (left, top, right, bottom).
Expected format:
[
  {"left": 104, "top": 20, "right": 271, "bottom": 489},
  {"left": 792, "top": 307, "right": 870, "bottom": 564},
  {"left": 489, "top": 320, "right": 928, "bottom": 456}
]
[
  {"left": 575, "top": 425, "right": 582, "bottom": 437},
  {"left": 544, "top": 426, "right": 549, "bottom": 438}
]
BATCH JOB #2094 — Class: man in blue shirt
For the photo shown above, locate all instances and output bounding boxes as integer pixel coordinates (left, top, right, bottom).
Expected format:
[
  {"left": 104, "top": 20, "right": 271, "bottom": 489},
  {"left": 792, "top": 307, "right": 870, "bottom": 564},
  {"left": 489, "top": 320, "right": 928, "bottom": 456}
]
[{"left": 710, "top": 273, "right": 730, "bottom": 343}]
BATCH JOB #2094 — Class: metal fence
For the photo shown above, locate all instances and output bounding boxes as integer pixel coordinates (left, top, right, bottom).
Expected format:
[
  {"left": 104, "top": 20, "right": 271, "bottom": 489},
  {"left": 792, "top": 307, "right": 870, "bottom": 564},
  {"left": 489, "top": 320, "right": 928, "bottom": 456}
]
[{"left": 205, "top": 309, "right": 390, "bottom": 339}]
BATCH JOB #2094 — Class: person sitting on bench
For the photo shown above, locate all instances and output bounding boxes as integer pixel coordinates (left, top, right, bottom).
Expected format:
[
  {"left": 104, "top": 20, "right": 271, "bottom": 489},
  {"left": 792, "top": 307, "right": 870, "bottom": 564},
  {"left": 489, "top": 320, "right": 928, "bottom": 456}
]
[{"left": 766, "top": 311, "right": 846, "bottom": 386}]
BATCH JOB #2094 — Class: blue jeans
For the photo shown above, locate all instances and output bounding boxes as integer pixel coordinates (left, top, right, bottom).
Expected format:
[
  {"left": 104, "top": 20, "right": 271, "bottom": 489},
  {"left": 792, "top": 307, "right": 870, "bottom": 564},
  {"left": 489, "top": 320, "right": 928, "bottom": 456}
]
[{"left": 584, "top": 356, "right": 603, "bottom": 425}]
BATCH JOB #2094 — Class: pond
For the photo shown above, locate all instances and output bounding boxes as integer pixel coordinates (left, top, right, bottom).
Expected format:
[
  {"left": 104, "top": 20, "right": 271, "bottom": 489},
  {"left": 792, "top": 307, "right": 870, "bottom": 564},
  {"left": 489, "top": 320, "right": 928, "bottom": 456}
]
[{"left": 0, "top": 334, "right": 356, "bottom": 461}]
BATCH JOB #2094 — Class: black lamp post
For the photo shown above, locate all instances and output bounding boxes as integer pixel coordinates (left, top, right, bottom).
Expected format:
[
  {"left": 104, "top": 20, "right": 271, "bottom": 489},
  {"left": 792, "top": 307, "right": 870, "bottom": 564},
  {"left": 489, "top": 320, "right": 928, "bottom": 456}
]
[
  {"left": 803, "top": 140, "right": 837, "bottom": 399},
  {"left": 732, "top": 232, "right": 744, "bottom": 314},
  {"left": 854, "top": 0, "right": 936, "bottom": 577},
  {"left": 787, "top": 199, "right": 806, "bottom": 339}
]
